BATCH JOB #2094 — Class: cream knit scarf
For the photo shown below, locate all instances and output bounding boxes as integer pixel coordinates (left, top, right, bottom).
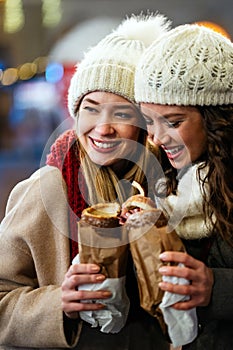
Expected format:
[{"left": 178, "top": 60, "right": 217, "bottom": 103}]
[{"left": 155, "top": 163, "right": 214, "bottom": 240}]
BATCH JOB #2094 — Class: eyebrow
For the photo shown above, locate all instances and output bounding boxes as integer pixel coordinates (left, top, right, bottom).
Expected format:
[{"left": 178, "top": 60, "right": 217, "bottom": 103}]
[
  {"left": 83, "top": 98, "right": 135, "bottom": 110},
  {"left": 83, "top": 98, "right": 99, "bottom": 105},
  {"left": 142, "top": 111, "right": 184, "bottom": 120}
]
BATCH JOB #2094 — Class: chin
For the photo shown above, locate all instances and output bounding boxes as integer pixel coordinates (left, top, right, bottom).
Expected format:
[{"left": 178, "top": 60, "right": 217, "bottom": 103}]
[
  {"left": 90, "top": 157, "right": 116, "bottom": 167},
  {"left": 170, "top": 159, "right": 189, "bottom": 170}
]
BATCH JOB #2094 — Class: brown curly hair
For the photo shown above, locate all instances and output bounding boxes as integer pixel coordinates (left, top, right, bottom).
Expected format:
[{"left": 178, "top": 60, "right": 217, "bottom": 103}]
[{"left": 160, "top": 105, "right": 233, "bottom": 245}]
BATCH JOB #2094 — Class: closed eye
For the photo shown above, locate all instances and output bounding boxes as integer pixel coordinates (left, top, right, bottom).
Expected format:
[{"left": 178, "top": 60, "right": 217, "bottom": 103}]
[
  {"left": 159, "top": 117, "right": 184, "bottom": 128},
  {"left": 143, "top": 116, "right": 183, "bottom": 128},
  {"left": 166, "top": 120, "right": 183, "bottom": 128}
]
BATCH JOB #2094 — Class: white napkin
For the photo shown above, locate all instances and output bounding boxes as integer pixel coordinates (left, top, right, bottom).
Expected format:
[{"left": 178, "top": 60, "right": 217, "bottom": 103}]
[
  {"left": 159, "top": 264, "right": 198, "bottom": 347},
  {"left": 72, "top": 254, "right": 130, "bottom": 333}
]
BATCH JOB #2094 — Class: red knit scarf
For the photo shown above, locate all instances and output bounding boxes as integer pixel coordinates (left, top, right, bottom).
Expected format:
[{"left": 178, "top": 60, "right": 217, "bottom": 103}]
[{"left": 46, "top": 129, "right": 87, "bottom": 262}]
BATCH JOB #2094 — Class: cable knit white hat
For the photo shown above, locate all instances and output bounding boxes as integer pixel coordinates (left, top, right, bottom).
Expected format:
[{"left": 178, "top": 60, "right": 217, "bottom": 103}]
[
  {"left": 67, "top": 13, "right": 171, "bottom": 118},
  {"left": 135, "top": 24, "right": 233, "bottom": 106}
]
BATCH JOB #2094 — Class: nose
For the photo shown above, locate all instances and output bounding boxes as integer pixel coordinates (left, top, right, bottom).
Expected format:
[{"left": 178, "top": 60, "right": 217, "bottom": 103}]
[
  {"left": 94, "top": 111, "right": 115, "bottom": 135},
  {"left": 149, "top": 124, "right": 169, "bottom": 146},
  {"left": 94, "top": 122, "right": 115, "bottom": 135}
]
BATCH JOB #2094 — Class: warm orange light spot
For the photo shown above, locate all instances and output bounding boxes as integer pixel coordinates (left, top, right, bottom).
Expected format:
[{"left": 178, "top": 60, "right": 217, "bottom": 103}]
[{"left": 195, "top": 21, "right": 231, "bottom": 40}]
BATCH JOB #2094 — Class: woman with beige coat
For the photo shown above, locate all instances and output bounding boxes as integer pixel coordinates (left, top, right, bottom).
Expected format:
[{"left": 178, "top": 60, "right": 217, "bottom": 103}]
[{"left": 0, "top": 13, "right": 171, "bottom": 349}]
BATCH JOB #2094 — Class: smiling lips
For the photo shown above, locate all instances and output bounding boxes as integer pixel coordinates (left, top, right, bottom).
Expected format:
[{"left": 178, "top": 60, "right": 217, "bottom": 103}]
[
  {"left": 162, "top": 145, "right": 184, "bottom": 159},
  {"left": 90, "top": 137, "right": 121, "bottom": 151}
]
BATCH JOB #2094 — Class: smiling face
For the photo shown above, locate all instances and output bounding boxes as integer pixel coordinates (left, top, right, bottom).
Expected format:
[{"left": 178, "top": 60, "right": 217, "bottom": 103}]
[
  {"left": 141, "top": 103, "right": 207, "bottom": 169},
  {"left": 77, "top": 91, "right": 143, "bottom": 171}
]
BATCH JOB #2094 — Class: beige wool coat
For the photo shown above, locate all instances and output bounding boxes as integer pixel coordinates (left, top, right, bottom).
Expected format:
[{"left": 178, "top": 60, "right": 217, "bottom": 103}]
[
  {"left": 0, "top": 166, "right": 82, "bottom": 349},
  {"left": 0, "top": 165, "right": 170, "bottom": 350}
]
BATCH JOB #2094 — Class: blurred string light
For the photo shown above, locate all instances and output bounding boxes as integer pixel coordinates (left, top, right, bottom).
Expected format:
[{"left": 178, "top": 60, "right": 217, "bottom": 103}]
[
  {"left": 42, "top": 0, "right": 62, "bottom": 28},
  {"left": 0, "top": 0, "right": 63, "bottom": 86},
  {"left": 2, "top": 0, "right": 62, "bottom": 33},
  {"left": 18, "top": 62, "right": 37, "bottom": 80},
  {"left": 45, "top": 62, "right": 64, "bottom": 83},
  {"left": 0, "top": 56, "right": 64, "bottom": 86},
  {"left": 4, "top": 0, "right": 25, "bottom": 33},
  {"left": 1, "top": 68, "right": 18, "bottom": 85}
]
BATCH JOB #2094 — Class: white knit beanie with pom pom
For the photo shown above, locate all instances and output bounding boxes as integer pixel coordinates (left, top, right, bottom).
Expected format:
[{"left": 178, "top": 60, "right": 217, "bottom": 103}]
[{"left": 68, "top": 13, "right": 171, "bottom": 118}]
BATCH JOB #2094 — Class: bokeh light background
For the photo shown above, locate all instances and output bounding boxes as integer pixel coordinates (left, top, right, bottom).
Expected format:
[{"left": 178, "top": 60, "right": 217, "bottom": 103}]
[{"left": 0, "top": 0, "right": 232, "bottom": 220}]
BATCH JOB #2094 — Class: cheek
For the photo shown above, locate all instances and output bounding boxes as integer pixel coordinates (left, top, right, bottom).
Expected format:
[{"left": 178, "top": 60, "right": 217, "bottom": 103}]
[
  {"left": 120, "top": 125, "right": 140, "bottom": 141},
  {"left": 186, "top": 131, "right": 207, "bottom": 159},
  {"left": 198, "top": 132, "right": 207, "bottom": 154},
  {"left": 76, "top": 118, "right": 92, "bottom": 137}
]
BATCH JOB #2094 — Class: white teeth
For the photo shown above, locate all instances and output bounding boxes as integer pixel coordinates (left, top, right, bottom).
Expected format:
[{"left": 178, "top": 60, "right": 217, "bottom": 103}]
[
  {"left": 165, "top": 146, "right": 181, "bottom": 155},
  {"left": 93, "top": 140, "right": 117, "bottom": 149}
]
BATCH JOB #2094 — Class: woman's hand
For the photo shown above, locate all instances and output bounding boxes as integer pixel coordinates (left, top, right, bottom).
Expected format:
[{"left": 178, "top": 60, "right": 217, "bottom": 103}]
[
  {"left": 158, "top": 251, "right": 214, "bottom": 310},
  {"left": 119, "top": 207, "right": 139, "bottom": 224},
  {"left": 61, "top": 263, "right": 112, "bottom": 319},
  {"left": 120, "top": 194, "right": 156, "bottom": 224}
]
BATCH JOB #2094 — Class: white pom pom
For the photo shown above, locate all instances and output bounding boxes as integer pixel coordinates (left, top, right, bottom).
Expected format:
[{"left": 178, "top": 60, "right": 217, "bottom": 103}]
[{"left": 113, "top": 12, "right": 172, "bottom": 47}]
